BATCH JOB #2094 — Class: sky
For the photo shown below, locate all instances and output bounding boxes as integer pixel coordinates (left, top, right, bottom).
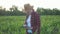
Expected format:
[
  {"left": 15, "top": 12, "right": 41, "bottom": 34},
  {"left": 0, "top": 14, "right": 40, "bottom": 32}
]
[{"left": 0, "top": 0, "right": 60, "bottom": 10}]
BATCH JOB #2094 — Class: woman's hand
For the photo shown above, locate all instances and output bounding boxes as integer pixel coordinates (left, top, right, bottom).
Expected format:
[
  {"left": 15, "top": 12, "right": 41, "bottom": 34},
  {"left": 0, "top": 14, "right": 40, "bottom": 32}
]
[
  {"left": 26, "top": 27, "right": 33, "bottom": 29},
  {"left": 23, "top": 24, "right": 27, "bottom": 28},
  {"left": 23, "top": 25, "right": 33, "bottom": 29}
]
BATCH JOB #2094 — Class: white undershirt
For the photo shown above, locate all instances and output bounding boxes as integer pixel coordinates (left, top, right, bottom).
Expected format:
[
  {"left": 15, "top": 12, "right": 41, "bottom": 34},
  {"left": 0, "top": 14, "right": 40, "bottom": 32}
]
[{"left": 26, "top": 15, "right": 32, "bottom": 33}]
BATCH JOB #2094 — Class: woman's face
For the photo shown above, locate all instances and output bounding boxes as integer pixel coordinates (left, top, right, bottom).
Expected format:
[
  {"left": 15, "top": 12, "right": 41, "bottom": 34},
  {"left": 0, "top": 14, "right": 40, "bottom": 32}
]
[
  {"left": 24, "top": 6, "right": 33, "bottom": 14},
  {"left": 24, "top": 8, "right": 31, "bottom": 14},
  {"left": 23, "top": 4, "right": 33, "bottom": 14}
]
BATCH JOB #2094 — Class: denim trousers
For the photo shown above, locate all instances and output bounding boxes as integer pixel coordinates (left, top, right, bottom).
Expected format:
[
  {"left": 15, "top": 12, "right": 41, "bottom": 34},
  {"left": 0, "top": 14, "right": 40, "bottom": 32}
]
[{"left": 28, "top": 33, "right": 32, "bottom": 34}]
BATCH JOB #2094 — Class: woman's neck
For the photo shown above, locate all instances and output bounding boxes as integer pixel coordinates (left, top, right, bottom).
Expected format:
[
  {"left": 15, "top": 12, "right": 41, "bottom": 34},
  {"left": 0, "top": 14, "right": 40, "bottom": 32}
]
[{"left": 28, "top": 10, "right": 33, "bottom": 15}]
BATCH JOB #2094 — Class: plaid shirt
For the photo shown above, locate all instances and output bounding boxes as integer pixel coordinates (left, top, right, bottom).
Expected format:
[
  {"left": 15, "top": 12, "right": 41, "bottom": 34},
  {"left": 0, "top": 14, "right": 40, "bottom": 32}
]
[{"left": 25, "top": 10, "right": 40, "bottom": 34}]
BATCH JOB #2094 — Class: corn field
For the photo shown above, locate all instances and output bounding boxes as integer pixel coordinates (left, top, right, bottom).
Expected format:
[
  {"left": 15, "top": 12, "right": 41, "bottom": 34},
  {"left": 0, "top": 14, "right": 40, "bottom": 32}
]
[{"left": 0, "top": 15, "right": 60, "bottom": 34}]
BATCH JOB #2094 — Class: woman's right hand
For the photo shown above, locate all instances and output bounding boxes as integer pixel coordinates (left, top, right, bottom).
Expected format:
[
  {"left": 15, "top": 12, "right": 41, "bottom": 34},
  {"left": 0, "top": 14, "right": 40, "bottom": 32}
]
[{"left": 23, "top": 24, "right": 27, "bottom": 27}]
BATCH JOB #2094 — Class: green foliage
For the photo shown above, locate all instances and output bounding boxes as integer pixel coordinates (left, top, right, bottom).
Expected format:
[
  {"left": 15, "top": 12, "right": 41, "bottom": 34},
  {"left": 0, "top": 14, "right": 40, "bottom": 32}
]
[
  {"left": 0, "top": 16, "right": 26, "bottom": 34},
  {"left": 0, "top": 15, "right": 60, "bottom": 34},
  {"left": 37, "top": 8, "right": 60, "bottom": 15},
  {"left": 0, "top": 6, "right": 60, "bottom": 16},
  {"left": 0, "top": 5, "right": 26, "bottom": 16},
  {"left": 41, "top": 15, "right": 60, "bottom": 34}
]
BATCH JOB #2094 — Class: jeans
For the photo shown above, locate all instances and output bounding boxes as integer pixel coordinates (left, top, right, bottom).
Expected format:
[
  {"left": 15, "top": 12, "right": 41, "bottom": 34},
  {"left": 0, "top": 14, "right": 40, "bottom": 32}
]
[
  {"left": 27, "top": 29, "right": 32, "bottom": 33},
  {"left": 28, "top": 33, "right": 32, "bottom": 34},
  {"left": 27, "top": 29, "right": 32, "bottom": 34}
]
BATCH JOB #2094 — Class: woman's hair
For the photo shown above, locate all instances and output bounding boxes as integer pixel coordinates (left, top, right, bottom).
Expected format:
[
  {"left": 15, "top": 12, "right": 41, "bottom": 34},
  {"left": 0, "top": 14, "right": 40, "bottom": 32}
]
[{"left": 24, "top": 4, "right": 33, "bottom": 10}]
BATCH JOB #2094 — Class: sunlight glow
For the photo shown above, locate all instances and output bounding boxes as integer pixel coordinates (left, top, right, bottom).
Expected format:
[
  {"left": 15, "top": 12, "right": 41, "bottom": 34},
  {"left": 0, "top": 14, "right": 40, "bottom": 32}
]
[{"left": 0, "top": 0, "right": 60, "bottom": 10}]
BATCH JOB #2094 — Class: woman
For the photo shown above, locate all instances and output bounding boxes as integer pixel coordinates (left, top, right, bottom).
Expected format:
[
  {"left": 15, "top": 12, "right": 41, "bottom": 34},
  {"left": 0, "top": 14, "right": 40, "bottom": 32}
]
[{"left": 23, "top": 4, "right": 40, "bottom": 34}]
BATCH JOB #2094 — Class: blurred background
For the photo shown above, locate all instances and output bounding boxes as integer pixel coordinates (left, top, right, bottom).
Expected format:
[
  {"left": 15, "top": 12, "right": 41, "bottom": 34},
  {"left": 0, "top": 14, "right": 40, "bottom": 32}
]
[{"left": 0, "top": 0, "right": 60, "bottom": 34}]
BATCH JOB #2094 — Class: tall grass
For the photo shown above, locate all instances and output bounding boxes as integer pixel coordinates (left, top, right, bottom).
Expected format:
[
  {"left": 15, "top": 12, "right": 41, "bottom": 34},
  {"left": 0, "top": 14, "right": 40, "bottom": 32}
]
[{"left": 0, "top": 15, "right": 60, "bottom": 34}]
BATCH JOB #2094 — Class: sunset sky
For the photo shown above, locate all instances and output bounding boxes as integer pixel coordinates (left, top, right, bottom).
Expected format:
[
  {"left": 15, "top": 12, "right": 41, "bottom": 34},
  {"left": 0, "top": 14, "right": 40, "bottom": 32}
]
[{"left": 0, "top": 0, "right": 60, "bottom": 10}]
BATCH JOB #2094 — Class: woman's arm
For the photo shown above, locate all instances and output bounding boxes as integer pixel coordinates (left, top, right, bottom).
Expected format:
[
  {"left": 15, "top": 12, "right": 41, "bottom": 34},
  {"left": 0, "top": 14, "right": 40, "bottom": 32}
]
[{"left": 35, "top": 12, "right": 40, "bottom": 34}]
